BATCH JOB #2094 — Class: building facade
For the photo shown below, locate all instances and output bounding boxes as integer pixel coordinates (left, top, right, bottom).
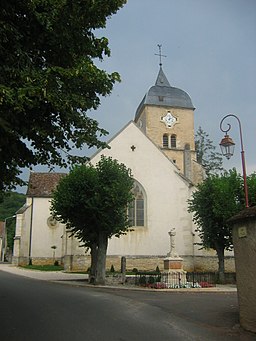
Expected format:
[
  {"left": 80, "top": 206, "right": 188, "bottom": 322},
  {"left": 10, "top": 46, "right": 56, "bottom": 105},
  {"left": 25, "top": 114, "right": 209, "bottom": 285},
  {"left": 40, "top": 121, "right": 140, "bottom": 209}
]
[{"left": 13, "top": 66, "right": 235, "bottom": 272}]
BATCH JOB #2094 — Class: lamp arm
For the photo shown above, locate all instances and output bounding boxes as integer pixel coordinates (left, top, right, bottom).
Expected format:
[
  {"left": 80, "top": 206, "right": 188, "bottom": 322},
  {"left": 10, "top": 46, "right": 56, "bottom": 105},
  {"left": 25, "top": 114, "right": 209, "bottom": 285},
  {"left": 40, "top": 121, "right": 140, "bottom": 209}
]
[{"left": 220, "top": 113, "right": 248, "bottom": 208}]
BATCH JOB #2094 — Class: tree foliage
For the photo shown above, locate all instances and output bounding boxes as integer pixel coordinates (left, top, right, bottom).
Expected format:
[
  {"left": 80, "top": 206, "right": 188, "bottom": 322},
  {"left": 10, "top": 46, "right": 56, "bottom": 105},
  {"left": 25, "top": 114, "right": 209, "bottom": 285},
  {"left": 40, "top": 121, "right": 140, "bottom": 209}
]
[
  {"left": 195, "top": 126, "right": 223, "bottom": 175},
  {"left": 51, "top": 156, "right": 134, "bottom": 285},
  {"left": 188, "top": 170, "right": 256, "bottom": 278},
  {"left": 0, "top": 0, "right": 127, "bottom": 192},
  {"left": 0, "top": 192, "right": 26, "bottom": 250}
]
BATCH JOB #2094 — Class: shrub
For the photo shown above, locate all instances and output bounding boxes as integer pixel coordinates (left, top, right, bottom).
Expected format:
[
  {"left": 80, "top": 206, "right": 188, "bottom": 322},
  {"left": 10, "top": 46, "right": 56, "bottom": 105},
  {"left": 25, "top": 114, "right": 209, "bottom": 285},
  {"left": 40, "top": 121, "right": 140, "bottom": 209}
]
[
  {"left": 139, "top": 276, "right": 146, "bottom": 285},
  {"left": 148, "top": 276, "right": 155, "bottom": 284},
  {"left": 110, "top": 264, "right": 115, "bottom": 273}
]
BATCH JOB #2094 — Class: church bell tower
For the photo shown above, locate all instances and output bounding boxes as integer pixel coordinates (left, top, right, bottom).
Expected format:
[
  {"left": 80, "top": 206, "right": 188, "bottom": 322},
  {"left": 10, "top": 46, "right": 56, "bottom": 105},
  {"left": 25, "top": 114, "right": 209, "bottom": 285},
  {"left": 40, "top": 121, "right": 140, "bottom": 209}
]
[{"left": 134, "top": 50, "right": 203, "bottom": 184}]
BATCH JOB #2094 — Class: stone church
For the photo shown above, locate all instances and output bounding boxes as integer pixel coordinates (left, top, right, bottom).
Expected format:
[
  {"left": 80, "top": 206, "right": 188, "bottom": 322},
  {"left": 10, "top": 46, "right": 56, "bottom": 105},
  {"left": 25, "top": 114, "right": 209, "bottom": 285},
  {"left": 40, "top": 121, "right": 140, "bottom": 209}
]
[{"left": 13, "top": 65, "right": 235, "bottom": 272}]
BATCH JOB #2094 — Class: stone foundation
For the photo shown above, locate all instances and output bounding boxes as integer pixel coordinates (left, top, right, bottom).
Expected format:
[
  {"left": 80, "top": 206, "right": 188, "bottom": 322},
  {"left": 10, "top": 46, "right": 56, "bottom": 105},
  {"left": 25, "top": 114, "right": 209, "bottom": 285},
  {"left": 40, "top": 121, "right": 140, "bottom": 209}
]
[
  {"left": 12, "top": 256, "right": 29, "bottom": 267},
  {"left": 182, "top": 255, "right": 235, "bottom": 272},
  {"left": 63, "top": 255, "right": 90, "bottom": 272},
  {"left": 106, "top": 255, "right": 236, "bottom": 273},
  {"left": 12, "top": 254, "right": 236, "bottom": 273}
]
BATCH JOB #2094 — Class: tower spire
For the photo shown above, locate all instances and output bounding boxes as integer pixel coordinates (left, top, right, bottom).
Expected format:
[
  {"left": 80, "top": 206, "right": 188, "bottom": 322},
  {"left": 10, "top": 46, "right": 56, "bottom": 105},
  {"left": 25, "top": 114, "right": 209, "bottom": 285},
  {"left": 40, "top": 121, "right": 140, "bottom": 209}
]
[{"left": 155, "top": 44, "right": 166, "bottom": 67}]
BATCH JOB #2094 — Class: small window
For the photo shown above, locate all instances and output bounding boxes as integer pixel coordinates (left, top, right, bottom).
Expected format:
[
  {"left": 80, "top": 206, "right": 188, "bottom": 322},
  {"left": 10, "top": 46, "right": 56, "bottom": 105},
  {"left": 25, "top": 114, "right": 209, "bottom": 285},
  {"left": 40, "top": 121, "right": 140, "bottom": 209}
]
[
  {"left": 163, "top": 134, "right": 169, "bottom": 148},
  {"left": 171, "top": 134, "right": 177, "bottom": 148},
  {"left": 158, "top": 96, "right": 164, "bottom": 102}
]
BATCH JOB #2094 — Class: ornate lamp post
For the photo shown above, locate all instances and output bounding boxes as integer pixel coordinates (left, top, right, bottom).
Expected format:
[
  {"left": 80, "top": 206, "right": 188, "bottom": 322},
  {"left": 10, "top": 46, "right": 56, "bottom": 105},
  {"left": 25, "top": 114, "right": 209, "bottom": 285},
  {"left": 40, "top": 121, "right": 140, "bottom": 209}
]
[{"left": 219, "top": 114, "right": 249, "bottom": 208}]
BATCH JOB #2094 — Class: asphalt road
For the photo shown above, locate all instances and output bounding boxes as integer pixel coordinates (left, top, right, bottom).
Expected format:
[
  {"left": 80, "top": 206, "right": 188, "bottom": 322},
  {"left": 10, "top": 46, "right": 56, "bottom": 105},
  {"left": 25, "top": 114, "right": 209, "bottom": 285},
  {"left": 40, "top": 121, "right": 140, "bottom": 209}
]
[{"left": 0, "top": 270, "right": 255, "bottom": 341}]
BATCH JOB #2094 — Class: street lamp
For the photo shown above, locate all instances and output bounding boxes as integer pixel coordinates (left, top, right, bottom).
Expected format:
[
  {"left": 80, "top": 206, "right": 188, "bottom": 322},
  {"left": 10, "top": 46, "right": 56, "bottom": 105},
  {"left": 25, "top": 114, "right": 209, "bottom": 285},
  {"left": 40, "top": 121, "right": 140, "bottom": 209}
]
[
  {"left": 219, "top": 114, "right": 249, "bottom": 208},
  {"left": 1, "top": 215, "right": 16, "bottom": 262}
]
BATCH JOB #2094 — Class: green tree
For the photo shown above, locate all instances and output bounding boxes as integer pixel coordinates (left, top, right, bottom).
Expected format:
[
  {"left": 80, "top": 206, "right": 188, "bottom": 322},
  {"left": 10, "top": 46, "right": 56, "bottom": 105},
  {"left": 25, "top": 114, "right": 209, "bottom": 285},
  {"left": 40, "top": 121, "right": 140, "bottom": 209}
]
[
  {"left": 195, "top": 126, "right": 223, "bottom": 175},
  {"left": 0, "top": 0, "right": 126, "bottom": 192},
  {"left": 188, "top": 170, "right": 244, "bottom": 281},
  {"left": 0, "top": 192, "right": 26, "bottom": 251},
  {"left": 51, "top": 156, "right": 134, "bottom": 285}
]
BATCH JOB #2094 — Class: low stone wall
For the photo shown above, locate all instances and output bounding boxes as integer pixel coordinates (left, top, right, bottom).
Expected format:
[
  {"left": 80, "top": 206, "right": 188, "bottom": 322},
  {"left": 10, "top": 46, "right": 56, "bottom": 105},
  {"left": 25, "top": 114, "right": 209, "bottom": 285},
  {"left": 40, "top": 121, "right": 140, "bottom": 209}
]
[
  {"left": 183, "top": 255, "right": 235, "bottom": 272},
  {"left": 105, "top": 255, "right": 235, "bottom": 273},
  {"left": 12, "top": 254, "right": 236, "bottom": 273},
  {"left": 63, "top": 255, "right": 90, "bottom": 272}
]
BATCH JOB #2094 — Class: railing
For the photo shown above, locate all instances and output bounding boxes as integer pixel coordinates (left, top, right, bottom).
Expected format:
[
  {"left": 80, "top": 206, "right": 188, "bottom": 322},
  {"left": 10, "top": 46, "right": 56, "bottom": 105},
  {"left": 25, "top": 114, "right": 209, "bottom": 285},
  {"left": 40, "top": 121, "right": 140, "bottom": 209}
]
[{"left": 134, "top": 272, "right": 235, "bottom": 289}]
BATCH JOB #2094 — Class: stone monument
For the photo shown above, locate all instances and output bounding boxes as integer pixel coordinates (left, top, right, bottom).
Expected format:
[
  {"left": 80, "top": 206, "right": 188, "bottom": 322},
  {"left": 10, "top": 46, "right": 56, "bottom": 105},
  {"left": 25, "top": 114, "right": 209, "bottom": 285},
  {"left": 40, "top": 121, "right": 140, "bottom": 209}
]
[{"left": 162, "top": 228, "right": 187, "bottom": 288}]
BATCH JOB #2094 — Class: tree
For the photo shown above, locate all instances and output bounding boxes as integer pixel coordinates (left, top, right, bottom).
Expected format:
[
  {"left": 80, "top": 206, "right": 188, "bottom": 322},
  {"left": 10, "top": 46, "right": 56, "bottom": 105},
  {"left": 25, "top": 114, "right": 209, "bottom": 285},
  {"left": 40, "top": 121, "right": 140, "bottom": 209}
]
[
  {"left": 0, "top": 192, "right": 26, "bottom": 250},
  {"left": 51, "top": 156, "right": 134, "bottom": 285},
  {"left": 188, "top": 170, "right": 244, "bottom": 281},
  {"left": 0, "top": 0, "right": 127, "bottom": 192},
  {"left": 195, "top": 126, "right": 223, "bottom": 175}
]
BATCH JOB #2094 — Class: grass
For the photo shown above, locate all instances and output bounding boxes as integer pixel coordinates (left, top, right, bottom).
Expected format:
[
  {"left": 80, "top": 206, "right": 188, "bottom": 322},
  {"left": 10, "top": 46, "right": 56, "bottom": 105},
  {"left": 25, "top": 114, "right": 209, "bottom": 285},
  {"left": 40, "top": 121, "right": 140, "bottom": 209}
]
[{"left": 21, "top": 264, "right": 64, "bottom": 272}]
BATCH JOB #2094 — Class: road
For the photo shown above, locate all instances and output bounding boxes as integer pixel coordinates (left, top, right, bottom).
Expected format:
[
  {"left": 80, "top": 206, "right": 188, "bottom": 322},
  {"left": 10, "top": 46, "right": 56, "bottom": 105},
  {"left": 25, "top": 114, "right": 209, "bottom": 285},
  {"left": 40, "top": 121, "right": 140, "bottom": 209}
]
[{"left": 0, "top": 270, "right": 255, "bottom": 341}]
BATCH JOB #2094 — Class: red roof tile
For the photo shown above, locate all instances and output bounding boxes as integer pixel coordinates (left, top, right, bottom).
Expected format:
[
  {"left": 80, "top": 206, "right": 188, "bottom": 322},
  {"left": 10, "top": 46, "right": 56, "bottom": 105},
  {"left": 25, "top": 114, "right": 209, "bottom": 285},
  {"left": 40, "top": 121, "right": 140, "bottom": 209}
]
[{"left": 27, "top": 172, "right": 66, "bottom": 197}]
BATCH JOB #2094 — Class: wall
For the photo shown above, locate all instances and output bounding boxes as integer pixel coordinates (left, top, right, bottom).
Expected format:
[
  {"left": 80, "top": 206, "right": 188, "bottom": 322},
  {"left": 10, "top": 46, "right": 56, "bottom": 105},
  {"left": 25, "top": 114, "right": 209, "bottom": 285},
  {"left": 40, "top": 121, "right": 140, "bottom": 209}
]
[
  {"left": 230, "top": 208, "right": 256, "bottom": 334},
  {"left": 142, "top": 106, "right": 196, "bottom": 176},
  {"left": 30, "top": 197, "right": 64, "bottom": 259},
  {"left": 12, "top": 199, "right": 32, "bottom": 265},
  {"left": 60, "top": 254, "right": 235, "bottom": 273},
  {"left": 91, "top": 122, "right": 194, "bottom": 258}
]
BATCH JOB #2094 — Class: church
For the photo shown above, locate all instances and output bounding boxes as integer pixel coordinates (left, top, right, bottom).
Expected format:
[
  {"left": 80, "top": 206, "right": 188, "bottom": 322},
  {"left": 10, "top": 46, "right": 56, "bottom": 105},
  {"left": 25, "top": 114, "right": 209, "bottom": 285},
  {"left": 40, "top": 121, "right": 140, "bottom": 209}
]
[{"left": 12, "top": 64, "right": 235, "bottom": 272}]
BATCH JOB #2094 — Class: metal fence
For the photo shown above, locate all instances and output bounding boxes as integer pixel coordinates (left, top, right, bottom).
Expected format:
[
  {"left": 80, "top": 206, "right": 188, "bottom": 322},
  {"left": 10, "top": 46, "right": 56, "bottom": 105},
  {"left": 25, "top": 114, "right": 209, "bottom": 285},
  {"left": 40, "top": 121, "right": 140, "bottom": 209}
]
[{"left": 134, "top": 271, "right": 235, "bottom": 289}]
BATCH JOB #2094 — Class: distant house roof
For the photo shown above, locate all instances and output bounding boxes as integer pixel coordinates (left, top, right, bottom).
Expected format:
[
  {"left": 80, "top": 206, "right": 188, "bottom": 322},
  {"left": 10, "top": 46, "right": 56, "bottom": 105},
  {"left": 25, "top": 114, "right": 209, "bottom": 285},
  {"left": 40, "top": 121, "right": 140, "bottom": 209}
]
[{"left": 27, "top": 172, "right": 66, "bottom": 197}]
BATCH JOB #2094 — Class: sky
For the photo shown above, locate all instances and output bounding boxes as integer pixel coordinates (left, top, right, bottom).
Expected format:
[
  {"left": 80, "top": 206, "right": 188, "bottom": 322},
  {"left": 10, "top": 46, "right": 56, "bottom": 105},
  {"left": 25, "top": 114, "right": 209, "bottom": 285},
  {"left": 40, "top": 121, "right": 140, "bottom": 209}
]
[{"left": 19, "top": 0, "right": 256, "bottom": 191}]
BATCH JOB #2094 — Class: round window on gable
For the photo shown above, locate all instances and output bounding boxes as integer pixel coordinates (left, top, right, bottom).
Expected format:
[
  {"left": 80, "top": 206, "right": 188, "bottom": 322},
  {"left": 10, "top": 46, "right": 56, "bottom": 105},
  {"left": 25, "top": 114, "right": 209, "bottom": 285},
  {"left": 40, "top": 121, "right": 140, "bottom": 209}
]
[{"left": 47, "top": 216, "right": 58, "bottom": 228}]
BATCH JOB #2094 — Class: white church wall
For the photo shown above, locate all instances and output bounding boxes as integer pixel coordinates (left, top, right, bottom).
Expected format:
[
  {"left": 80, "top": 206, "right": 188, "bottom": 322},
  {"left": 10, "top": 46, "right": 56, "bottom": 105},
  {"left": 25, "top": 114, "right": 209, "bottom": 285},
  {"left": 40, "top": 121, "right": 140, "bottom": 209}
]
[
  {"left": 13, "top": 198, "right": 32, "bottom": 265},
  {"left": 91, "top": 122, "right": 194, "bottom": 258},
  {"left": 30, "top": 198, "right": 63, "bottom": 260}
]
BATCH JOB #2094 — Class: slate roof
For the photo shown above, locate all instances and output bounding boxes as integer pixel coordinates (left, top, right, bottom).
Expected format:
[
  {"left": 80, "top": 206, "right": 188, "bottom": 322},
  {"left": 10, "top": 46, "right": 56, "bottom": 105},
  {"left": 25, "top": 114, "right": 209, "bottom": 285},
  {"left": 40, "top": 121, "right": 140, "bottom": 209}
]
[
  {"left": 26, "top": 172, "right": 66, "bottom": 197},
  {"left": 135, "top": 66, "right": 194, "bottom": 121}
]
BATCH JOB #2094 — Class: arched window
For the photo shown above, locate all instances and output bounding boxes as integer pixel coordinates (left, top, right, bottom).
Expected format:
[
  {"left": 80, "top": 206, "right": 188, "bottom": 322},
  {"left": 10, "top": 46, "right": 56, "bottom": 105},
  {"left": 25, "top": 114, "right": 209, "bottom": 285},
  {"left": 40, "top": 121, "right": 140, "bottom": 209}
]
[
  {"left": 128, "top": 181, "right": 146, "bottom": 227},
  {"left": 162, "top": 134, "right": 169, "bottom": 148},
  {"left": 170, "top": 134, "right": 177, "bottom": 148}
]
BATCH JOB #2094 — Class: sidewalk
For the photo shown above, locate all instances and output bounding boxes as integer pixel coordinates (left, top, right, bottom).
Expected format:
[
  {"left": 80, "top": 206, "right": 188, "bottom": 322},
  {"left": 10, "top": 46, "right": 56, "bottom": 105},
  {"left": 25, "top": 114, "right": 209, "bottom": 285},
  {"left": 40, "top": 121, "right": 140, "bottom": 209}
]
[
  {"left": 0, "top": 263, "right": 237, "bottom": 292},
  {"left": 0, "top": 263, "right": 88, "bottom": 281}
]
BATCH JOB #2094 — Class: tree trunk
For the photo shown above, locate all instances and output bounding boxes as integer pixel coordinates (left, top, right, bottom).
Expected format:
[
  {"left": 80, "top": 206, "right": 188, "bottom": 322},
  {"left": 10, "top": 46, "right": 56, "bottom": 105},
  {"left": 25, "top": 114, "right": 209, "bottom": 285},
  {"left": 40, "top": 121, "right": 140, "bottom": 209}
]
[
  {"left": 89, "top": 243, "right": 98, "bottom": 284},
  {"left": 95, "top": 232, "right": 108, "bottom": 285},
  {"left": 215, "top": 245, "right": 225, "bottom": 284}
]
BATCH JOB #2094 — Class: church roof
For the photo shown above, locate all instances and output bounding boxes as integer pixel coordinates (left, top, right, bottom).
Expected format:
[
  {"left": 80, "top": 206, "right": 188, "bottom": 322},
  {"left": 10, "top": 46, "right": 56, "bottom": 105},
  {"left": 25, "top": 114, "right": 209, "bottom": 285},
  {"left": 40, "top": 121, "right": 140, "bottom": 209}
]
[
  {"left": 135, "top": 67, "right": 194, "bottom": 120},
  {"left": 27, "top": 172, "right": 66, "bottom": 197}
]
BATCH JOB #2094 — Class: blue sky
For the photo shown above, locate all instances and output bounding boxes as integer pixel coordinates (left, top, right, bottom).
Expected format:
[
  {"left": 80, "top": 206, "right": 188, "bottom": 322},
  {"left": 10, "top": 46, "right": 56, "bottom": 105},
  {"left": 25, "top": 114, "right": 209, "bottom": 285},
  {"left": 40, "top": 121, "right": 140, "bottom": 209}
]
[{"left": 20, "top": 0, "right": 256, "bottom": 191}]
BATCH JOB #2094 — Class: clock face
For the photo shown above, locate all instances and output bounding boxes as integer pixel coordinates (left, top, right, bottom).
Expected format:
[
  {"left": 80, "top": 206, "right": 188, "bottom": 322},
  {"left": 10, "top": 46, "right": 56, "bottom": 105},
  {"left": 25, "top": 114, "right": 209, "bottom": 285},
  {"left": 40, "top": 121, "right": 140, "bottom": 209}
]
[{"left": 161, "top": 111, "right": 177, "bottom": 128}]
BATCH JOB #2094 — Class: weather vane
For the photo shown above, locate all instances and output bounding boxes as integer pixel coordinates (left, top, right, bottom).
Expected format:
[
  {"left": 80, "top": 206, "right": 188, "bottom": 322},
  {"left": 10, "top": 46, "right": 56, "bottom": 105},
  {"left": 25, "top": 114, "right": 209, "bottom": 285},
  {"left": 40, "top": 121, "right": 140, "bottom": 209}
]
[{"left": 155, "top": 44, "right": 167, "bottom": 66}]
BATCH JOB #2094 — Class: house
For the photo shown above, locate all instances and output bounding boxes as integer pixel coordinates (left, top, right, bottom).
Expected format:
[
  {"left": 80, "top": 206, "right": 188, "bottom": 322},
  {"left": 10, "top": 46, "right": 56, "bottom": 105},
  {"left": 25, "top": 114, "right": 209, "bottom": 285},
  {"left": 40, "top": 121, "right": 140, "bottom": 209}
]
[{"left": 13, "top": 65, "right": 235, "bottom": 272}]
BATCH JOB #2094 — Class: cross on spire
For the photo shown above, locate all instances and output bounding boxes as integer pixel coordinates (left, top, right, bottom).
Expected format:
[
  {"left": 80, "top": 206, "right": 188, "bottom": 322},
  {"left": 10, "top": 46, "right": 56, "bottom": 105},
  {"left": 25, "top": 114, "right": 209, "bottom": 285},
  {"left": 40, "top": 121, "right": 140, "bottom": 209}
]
[{"left": 155, "top": 44, "right": 167, "bottom": 67}]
